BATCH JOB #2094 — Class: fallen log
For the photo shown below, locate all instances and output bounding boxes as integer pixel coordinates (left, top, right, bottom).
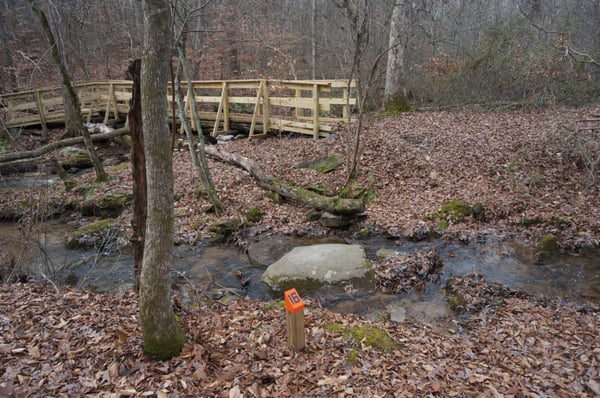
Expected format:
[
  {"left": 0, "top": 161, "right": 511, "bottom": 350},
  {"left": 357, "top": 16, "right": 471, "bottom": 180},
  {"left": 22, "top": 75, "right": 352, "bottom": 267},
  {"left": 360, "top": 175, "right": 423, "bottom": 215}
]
[
  {"left": 205, "top": 145, "right": 365, "bottom": 215},
  {"left": 0, "top": 127, "right": 130, "bottom": 164}
]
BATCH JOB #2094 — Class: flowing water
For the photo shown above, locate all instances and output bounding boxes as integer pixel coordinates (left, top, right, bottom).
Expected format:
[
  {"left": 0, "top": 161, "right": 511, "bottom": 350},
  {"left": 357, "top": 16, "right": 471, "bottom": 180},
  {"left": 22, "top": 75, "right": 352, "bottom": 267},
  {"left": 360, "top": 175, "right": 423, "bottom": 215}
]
[{"left": 1, "top": 220, "right": 598, "bottom": 330}]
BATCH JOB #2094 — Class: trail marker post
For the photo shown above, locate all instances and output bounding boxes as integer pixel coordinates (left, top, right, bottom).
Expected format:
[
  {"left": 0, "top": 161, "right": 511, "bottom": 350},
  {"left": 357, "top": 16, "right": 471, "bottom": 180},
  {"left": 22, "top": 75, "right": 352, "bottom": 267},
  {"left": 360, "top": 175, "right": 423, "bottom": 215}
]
[{"left": 284, "top": 288, "right": 305, "bottom": 351}]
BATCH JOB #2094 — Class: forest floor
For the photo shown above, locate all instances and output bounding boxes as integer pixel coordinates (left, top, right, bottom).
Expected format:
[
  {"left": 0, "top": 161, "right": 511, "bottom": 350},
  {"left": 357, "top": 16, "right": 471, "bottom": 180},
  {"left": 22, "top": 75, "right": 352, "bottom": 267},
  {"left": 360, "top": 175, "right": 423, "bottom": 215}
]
[{"left": 1, "top": 107, "right": 599, "bottom": 396}]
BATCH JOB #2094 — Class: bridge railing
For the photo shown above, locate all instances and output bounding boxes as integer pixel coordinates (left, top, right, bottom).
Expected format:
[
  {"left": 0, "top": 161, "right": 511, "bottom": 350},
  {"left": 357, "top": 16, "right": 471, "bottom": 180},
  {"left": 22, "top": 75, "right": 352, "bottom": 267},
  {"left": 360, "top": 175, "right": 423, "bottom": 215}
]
[{"left": 1, "top": 79, "right": 356, "bottom": 139}]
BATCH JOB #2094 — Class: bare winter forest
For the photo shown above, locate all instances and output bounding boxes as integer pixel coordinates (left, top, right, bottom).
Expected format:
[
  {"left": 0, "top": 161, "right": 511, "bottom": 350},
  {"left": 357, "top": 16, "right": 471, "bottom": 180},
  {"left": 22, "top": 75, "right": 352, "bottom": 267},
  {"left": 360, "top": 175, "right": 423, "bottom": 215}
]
[{"left": 1, "top": 1, "right": 600, "bottom": 397}]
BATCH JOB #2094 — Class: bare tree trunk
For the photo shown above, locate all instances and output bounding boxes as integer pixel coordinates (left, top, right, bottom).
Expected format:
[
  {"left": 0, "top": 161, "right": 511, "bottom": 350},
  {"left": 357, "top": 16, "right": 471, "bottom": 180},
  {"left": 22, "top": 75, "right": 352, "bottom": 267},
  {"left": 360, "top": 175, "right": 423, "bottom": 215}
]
[
  {"left": 127, "top": 59, "right": 146, "bottom": 292},
  {"left": 27, "top": 0, "right": 108, "bottom": 182},
  {"left": 311, "top": 0, "right": 317, "bottom": 80},
  {"left": 174, "top": 42, "right": 224, "bottom": 215},
  {"left": 0, "top": 4, "right": 15, "bottom": 92},
  {"left": 384, "top": 0, "right": 409, "bottom": 104},
  {"left": 139, "top": 0, "right": 186, "bottom": 360}
]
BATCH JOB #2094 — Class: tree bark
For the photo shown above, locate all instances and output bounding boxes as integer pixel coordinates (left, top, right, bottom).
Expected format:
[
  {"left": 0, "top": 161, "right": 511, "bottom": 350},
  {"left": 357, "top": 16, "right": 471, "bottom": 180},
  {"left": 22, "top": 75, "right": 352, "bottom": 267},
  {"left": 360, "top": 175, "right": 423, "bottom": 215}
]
[
  {"left": 127, "top": 59, "right": 146, "bottom": 293},
  {"left": 384, "top": 0, "right": 409, "bottom": 104},
  {"left": 139, "top": 0, "right": 186, "bottom": 360},
  {"left": 205, "top": 145, "right": 365, "bottom": 215}
]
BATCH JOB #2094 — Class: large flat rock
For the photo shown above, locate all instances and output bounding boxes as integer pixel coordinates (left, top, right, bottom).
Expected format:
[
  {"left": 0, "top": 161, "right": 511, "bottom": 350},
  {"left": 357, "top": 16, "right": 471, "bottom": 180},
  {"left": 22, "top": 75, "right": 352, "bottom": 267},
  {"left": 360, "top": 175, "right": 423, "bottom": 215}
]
[{"left": 261, "top": 243, "right": 370, "bottom": 288}]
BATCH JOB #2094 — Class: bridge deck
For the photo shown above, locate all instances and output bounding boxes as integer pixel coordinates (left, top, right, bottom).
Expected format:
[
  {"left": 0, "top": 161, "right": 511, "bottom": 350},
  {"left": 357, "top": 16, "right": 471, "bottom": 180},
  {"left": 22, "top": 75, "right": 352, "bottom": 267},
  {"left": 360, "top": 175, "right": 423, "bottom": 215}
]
[{"left": 0, "top": 79, "right": 355, "bottom": 139}]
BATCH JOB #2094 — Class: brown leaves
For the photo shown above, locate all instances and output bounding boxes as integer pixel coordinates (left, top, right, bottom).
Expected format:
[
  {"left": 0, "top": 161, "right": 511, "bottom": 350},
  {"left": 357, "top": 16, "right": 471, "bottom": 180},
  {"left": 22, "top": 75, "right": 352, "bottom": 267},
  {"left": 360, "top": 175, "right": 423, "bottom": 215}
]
[
  {"left": 372, "top": 250, "right": 443, "bottom": 294},
  {"left": 1, "top": 282, "right": 598, "bottom": 396}
]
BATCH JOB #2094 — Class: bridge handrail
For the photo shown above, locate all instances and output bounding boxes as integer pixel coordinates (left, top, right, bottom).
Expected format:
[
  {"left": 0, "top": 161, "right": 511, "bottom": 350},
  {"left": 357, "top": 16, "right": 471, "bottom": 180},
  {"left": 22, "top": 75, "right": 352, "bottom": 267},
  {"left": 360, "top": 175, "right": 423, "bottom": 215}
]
[{"left": 1, "top": 79, "right": 356, "bottom": 138}]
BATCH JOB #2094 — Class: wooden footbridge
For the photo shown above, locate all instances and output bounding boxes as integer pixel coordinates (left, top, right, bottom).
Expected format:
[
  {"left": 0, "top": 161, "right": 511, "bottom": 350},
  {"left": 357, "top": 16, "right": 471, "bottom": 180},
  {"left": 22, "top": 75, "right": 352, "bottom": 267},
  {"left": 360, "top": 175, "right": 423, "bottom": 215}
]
[{"left": 0, "top": 79, "right": 355, "bottom": 139}]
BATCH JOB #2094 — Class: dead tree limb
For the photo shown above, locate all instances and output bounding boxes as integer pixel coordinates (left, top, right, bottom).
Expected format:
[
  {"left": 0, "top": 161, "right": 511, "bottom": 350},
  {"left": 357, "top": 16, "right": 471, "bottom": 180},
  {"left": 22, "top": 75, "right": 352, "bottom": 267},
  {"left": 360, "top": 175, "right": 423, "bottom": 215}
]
[
  {"left": 0, "top": 127, "right": 129, "bottom": 164},
  {"left": 205, "top": 145, "right": 365, "bottom": 215}
]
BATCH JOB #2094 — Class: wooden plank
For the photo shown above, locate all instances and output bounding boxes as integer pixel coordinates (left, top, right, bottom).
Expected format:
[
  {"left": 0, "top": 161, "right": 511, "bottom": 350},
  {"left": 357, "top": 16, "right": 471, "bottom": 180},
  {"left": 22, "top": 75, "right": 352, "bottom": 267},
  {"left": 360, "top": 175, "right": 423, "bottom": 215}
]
[{"left": 35, "top": 90, "right": 48, "bottom": 132}]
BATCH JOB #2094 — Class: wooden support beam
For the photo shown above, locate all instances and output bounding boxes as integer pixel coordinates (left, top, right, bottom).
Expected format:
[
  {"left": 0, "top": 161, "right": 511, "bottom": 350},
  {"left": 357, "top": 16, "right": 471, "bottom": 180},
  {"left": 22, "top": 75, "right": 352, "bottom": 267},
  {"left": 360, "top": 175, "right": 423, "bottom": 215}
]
[
  {"left": 35, "top": 90, "right": 48, "bottom": 133},
  {"left": 312, "top": 84, "right": 319, "bottom": 139},
  {"left": 262, "top": 79, "right": 270, "bottom": 134}
]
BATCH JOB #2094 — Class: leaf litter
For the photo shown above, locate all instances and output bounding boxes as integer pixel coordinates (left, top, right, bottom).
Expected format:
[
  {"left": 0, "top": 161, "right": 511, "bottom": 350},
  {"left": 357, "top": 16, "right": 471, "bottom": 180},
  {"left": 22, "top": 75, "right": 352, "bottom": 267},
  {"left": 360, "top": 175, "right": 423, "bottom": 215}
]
[{"left": 1, "top": 108, "right": 600, "bottom": 396}]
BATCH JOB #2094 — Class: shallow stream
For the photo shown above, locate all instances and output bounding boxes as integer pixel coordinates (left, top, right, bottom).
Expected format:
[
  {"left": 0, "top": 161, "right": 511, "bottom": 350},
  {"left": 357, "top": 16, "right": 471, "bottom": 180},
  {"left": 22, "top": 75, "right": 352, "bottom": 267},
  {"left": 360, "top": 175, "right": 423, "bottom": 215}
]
[{"left": 1, "top": 220, "right": 598, "bottom": 330}]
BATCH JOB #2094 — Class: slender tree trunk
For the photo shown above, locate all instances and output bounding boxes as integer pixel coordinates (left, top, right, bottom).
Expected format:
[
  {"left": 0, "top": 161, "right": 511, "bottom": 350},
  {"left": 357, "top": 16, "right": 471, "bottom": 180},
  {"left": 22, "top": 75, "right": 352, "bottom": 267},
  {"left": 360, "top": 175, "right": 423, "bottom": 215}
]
[
  {"left": 27, "top": 0, "right": 108, "bottom": 182},
  {"left": 139, "top": 0, "right": 186, "bottom": 360},
  {"left": 0, "top": 5, "right": 15, "bottom": 92},
  {"left": 384, "top": 0, "right": 409, "bottom": 104},
  {"left": 174, "top": 42, "right": 223, "bottom": 215},
  {"left": 127, "top": 59, "right": 146, "bottom": 292},
  {"left": 311, "top": 0, "right": 317, "bottom": 80}
]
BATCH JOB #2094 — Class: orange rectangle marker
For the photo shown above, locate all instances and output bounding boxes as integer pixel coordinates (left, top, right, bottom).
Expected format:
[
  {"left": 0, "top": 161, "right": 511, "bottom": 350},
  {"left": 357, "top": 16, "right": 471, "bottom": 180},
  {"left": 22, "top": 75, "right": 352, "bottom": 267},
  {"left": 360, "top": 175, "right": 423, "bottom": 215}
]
[{"left": 284, "top": 288, "right": 304, "bottom": 313}]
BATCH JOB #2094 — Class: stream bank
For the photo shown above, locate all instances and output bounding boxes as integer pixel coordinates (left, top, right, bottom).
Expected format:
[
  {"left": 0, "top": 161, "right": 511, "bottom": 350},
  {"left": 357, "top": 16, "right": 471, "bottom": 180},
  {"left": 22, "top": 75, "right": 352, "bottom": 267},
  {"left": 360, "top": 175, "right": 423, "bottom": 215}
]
[{"left": 1, "top": 220, "right": 598, "bottom": 331}]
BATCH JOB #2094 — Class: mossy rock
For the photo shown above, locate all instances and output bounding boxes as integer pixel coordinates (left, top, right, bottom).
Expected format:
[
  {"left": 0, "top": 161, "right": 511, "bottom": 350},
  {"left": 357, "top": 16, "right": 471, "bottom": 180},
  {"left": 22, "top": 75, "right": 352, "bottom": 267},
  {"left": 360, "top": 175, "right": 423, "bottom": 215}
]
[
  {"left": 381, "top": 94, "right": 413, "bottom": 115},
  {"left": 208, "top": 217, "right": 242, "bottom": 236},
  {"left": 242, "top": 207, "right": 263, "bottom": 223},
  {"left": 65, "top": 218, "right": 117, "bottom": 250},
  {"left": 535, "top": 233, "right": 559, "bottom": 263},
  {"left": 326, "top": 324, "right": 400, "bottom": 353},
  {"left": 81, "top": 191, "right": 132, "bottom": 217},
  {"left": 59, "top": 146, "right": 93, "bottom": 169},
  {"left": 294, "top": 153, "right": 343, "bottom": 173},
  {"left": 430, "top": 200, "right": 472, "bottom": 223}
]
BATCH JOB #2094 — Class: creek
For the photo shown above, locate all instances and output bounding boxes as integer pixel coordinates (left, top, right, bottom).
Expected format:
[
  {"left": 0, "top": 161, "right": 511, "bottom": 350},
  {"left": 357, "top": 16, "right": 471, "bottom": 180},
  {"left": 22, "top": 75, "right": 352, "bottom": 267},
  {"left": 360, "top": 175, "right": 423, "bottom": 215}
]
[{"left": 1, "top": 219, "right": 598, "bottom": 331}]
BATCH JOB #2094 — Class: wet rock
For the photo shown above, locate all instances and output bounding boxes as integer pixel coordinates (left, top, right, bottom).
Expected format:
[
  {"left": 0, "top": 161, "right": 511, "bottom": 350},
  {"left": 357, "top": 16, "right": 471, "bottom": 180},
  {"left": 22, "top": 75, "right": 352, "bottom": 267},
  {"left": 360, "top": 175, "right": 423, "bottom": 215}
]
[
  {"left": 387, "top": 304, "right": 406, "bottom": 323},
  {"left": 60, "top": 146, "right": 92, "bottom": 170},
  {"left": 261, "top": 244, "right": 370, "bottom": 290},
  {"left": 320, "top": 211, "right": 354, "bottom": 228}
]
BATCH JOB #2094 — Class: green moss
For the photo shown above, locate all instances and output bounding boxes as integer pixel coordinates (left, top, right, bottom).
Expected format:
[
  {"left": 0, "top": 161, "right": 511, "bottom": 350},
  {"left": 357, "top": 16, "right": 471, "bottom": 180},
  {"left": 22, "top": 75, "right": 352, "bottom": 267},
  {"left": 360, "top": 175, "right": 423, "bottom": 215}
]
[
  {"left": 347, "top": 347, "right": 360, "bottom": 364},
  {"left": 242, "top": 207, "right": 263, "bottom": 223},
  {"left": 381, "top": 94, "right": 413, "bottom": 115},
  {"left": 267, "top": 192, "right": 283, "bottom": 204},
  {"left": 520, "top": 217, "right": 542, "bottom": 227},
  {"left": 535, "top": 233, "right": 559, "bottom": 263},
  {"left": 326, "top": 324, "right": 400, "bottom": 353},
  {"left": 142, "top": 323, "right": 186, "bottom": 360},
  {"left": 472, "top": 203, "right": 486, "bottom": 221},
  {"left": 208, "top": 217, "right": 241, "bottom": 235},
  {"left": 339, "top": 181, "right": 379, "bottom": 204},
  {"left": 358, "top": 226, "right": 374, "bottom": 238},
  {"left": 428, "top": 200, "right": 472, "bottom": 224},
  {"left": 192, "top": 217, "right": 208, "bottom": 230},
  {"left": 308, "top": 184, "right": 327, "bottom": 195},
  {"left": 65, "top": 218, "right": 117, "bottom": 249},
  {"left": 445, "top": 278, "right": 467, "bottom": 313},
  {"left": 263, "top": 300, "right": 286, "bottom": 311}
]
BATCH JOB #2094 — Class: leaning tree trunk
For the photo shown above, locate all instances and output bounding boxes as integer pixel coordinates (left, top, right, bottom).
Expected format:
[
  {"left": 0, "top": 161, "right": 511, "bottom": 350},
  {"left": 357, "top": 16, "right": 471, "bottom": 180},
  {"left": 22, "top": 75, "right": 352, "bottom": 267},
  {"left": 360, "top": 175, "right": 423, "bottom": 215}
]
[
  {"left": 139, "top": 0, "right": 186, "bottom": 360},
  {"left": 174, "top": 41, "right": 223, "bottom": 214},
  {"left": 27, "top": 0, "right": 108, "bottom": 182},
  {"left": 205, "top": 145, "right": 365, "bottom": 215}
]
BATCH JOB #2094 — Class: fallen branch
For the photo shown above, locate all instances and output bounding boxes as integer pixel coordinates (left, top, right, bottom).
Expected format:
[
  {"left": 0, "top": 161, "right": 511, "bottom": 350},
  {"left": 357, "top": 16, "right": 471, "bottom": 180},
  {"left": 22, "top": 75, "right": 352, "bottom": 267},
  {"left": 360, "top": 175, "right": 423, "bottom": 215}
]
[
  {"left": 205, "top": 145, "right": 365, "bottom": 215},
  {"left": 0, "top": 127, "right": 130, "bottom": 164}
]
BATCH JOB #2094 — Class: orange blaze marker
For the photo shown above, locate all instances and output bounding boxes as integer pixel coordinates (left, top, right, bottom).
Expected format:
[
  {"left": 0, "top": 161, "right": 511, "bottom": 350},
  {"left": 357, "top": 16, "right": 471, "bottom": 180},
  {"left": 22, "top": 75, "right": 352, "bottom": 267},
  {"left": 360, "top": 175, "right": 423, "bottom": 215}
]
[
  {"left": 284, "top": 288, "right": 306, "bottom": 351},
  {"left": 284, "top": 288, "right": 304, "bottom": 313}
]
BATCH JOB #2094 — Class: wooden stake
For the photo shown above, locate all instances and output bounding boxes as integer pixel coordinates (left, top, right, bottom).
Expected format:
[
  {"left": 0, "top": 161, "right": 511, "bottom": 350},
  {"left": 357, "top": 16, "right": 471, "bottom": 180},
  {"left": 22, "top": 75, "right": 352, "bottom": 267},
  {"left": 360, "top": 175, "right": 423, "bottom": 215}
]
[{"left": 284, "top": 288, "right": 305, "bottom": 351}]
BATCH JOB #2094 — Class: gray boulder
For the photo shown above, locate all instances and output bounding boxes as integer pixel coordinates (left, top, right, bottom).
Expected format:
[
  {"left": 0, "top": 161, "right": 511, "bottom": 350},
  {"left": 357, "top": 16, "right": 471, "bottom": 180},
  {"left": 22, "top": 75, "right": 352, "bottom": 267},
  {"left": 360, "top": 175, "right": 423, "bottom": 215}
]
[{"left": 261, "top": 243, "right": 370, "bottom": 289}]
